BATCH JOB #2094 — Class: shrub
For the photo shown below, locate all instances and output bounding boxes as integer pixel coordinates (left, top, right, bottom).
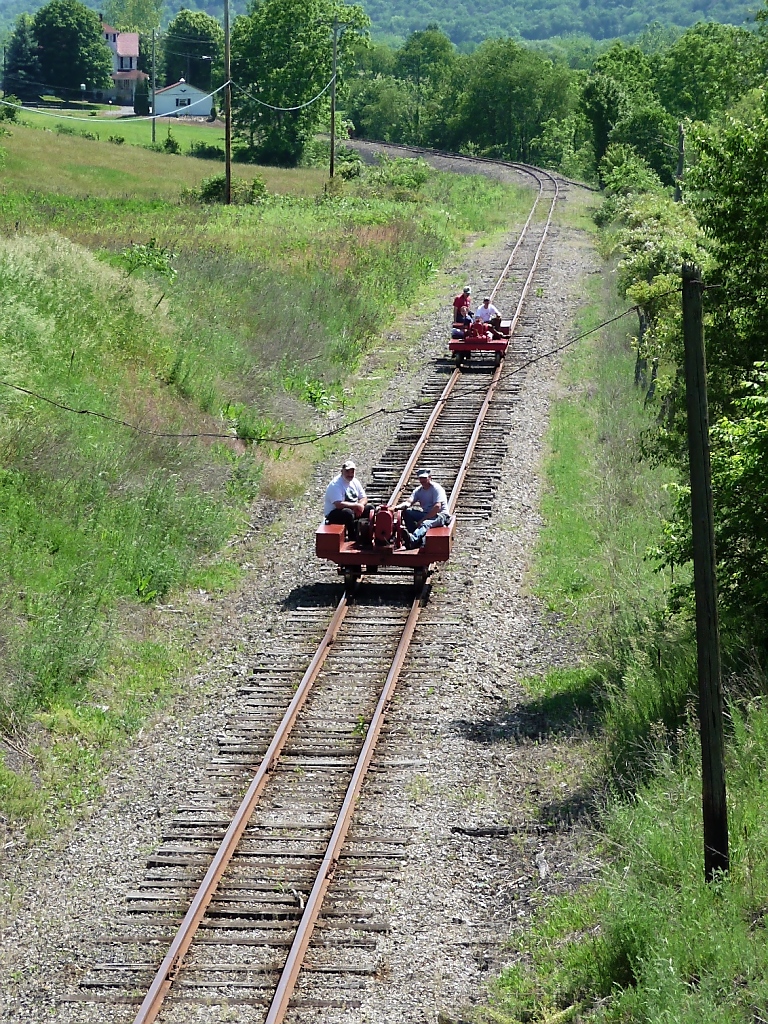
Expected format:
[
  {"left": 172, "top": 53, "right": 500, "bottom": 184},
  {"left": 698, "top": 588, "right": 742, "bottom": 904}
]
[
  {"left": 108, "top": 134, "right": 125, "bottom": 145},
  {"left": 163, "top": 131, "right": 181, "bottom": 155},
  {"left": 196, "top": 172, "right": 267, "bottom": 205},
  {"left": 188, "top": 139, "right": 225, "bottom": 161},
  {"left": 115, "top": 238, "right": 177, "bottom": 280},
  {"left": 0, "top": 95, "right": 21, "bottom": 122}
]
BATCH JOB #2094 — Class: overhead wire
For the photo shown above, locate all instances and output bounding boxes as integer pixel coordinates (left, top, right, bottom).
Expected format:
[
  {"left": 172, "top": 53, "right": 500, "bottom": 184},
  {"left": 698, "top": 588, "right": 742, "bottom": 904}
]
[
  {"left": 230, "top": 74, "right": 335, "bottom": 112},
  {"left": 0, "top": 81, "right": 230, "bottom": 121},
  {"left": 0, "top": 303, "right": 653, "bottom": 449}
]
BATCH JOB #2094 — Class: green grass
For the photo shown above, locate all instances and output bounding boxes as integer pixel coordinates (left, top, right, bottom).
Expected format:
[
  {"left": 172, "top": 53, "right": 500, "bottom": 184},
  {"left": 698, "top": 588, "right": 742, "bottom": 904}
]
[
  {"left": 482, "top": 704, "right": 768, "bottom": 1024},
  {"left": 479, "top": 214, "right": 768, "bottom": 1024},
  {"left": 0, "top": 130, "right": 530, "bottom": 836},
  {"left": 1, "top": 121, "right": 325, "bottom": 199}
]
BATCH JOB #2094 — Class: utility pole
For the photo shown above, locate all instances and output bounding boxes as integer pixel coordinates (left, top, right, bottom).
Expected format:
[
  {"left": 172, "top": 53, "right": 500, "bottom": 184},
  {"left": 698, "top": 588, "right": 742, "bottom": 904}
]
[
  {"left": 674, "top": 123, "right": 685, "bottom": 203},
  {"left": 224, "top": 0, "right": 231, "bottom": 204},
  {"left": 151, "top": 29, "right": 156, "bottom": 144},
  {"left": 681, "top": 263, "right": 729, "bottom": 882},
  {"left": 328, "top": 18, "right": 355, "bottom": 180},
  {"left": 329, "top": 17, "right": 338, "bottom": 179}
]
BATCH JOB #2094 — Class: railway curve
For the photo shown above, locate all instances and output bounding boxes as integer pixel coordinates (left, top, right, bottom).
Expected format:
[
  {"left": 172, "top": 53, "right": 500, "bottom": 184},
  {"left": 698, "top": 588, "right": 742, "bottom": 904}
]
[{"left": 20, "top": 156, "right": 599, "bottom": 1024}]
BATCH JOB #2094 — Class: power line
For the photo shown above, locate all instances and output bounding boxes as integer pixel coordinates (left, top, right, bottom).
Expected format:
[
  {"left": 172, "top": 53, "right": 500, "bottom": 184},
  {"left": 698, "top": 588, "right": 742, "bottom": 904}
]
[
  {"left": 0, "top": 82, "right": 229, "bottom": 121},
  {"left": 231, "top": 74, "right": 335, "bottom": 113},
  {"left": 0, "top": 304, "right": 649, "bottom": 449}
]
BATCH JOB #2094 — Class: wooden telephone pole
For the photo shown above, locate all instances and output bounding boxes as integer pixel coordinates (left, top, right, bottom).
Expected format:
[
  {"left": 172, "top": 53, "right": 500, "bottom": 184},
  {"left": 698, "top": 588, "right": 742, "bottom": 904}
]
[
  {"left": 329, "top": 18, "right": 338, "bottom": 179},
  {"left": 151, "top": 29, "right": 156, "bottom": 144},
  {"left": 681, "top": 263, "right": 729, "bottom": 881},
  {"left": 224, "top": 0, "right": 231, "bottom": 204}
]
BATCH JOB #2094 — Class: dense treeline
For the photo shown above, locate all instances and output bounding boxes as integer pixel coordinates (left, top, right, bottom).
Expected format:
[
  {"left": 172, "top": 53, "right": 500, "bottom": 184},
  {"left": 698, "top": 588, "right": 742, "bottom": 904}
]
[
  {"left": 345, "top": 21, "right": 764, "bottom": 180},
  {"left": 0, "top": 0, "right": 759, "bottom": 44}
]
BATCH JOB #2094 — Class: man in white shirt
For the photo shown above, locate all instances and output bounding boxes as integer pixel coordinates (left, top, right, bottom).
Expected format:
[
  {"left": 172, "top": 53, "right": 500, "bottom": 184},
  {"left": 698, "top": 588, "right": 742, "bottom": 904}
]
[
  {"left": 475, "top": 296, "right": 501, "bottom": 323},
  {"left": 324, "top": 460, "right": 372, "bottom": 540},
  {"left": 400, "top": 468, "right": 451, "bottom": 547}
]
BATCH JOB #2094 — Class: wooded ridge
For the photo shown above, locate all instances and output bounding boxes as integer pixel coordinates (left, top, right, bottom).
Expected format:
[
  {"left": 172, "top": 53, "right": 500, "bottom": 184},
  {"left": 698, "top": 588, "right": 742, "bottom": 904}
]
[{"left": 0, "top": 0, "right": 757, "bottom": 42}]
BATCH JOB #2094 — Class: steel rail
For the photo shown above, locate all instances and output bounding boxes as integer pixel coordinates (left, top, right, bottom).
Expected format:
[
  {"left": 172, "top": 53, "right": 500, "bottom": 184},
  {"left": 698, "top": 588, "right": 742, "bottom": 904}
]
[
  {"left": 261, "top": 177, "right": 558, "bottom": 1006},
  {"left": 448, "top": 174, "right": 558, "bottom": 514},
  {"left": 488, "top": 173, "right": 544, "bottom": 306},
  {"left": 132, "top": 594, "right": 350, "bottom": 1024},
  {"left": 131, "top": 162, "right": 559, "bottom": 1024},
  {"left": 385, "top": 369, "right": 460, "bottom": 508},
  {"left": 387, "top": 165, "right": 557, "bottom": 509},
  {"left": 264, "top": 594, "right": 423, "bottom": 1023}
]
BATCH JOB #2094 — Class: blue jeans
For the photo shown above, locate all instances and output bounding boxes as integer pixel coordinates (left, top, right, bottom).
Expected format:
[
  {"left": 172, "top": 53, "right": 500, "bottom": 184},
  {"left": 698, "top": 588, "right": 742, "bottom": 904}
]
[{"left": 409, "top": 510, "right": 451, "bottom": 543}]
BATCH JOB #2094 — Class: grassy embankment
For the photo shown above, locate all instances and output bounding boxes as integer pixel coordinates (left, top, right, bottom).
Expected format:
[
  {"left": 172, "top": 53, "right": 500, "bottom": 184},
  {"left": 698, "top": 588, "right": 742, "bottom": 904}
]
[
  {"left": 9, "top": 107, "right": 232, "bottom": 161},
  {"left": 0, "top": 123, "right": 532, "bottom": 839},
  {"left": 478, "top": 254, "right": 768, "bottom": 1022}
]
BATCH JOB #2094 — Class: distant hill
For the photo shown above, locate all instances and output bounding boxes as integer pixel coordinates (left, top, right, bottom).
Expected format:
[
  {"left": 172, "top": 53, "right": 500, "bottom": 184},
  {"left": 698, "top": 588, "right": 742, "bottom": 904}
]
[
  {"left": 364, "top": 0, "right": 757, "bottom": 42},
  {"left": 0, "top": 0, "right": 757, "bottom": 45}
]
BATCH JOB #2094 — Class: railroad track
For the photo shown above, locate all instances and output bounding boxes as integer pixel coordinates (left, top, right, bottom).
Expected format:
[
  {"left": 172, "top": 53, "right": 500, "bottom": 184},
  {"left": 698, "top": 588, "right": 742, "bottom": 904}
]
[{"left": 64, "top": 161, "right": 561, "bottom": 1023}]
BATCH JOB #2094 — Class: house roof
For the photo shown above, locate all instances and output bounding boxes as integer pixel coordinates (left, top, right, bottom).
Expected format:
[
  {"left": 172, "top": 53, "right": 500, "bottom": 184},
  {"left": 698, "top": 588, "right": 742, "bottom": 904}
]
[
  {"left": 155, "top": 79, "right": 209, "bottom": 96},
  {"left": 101, "top": 23, "right": 139, "bottom": 58},
  {"left": 116, "top": 33, "right": 139, "bottom": 58},
  {"left": 112, "top": 70, "right": 148, "bottom": 81}
]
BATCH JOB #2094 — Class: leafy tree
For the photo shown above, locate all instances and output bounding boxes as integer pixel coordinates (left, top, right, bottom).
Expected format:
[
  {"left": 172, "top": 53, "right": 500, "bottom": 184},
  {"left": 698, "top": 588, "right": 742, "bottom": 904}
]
[
  {"left": 4, "top": 13, "right": 43, "bottom": 102},
  {"left": 346, "top": 76, "right": 411, "bottom": 141},
  {"left": 133, "top": 73, "right": 149, "bottom": 114},
  {"left": 685, "top": 116, "right": 768, "bottom": 413},
  {"left": 102, "top": 0, "right": 162, "bottom": 34},
  {"left": 391, "top": 26, "right": 455, "bottom": 144},
  {"left": 609, "top": 101, "right": 678, "bottom": 185},
  {"left": 531, "top": 111, "right": 595, "bottom": 179},
  {"left": 654, "top": 23, "right": 761, "bottom": 122},
  {"left": 231, "top": 0, "right": 369, "bottom": 166},
  {"left": 581, "top": 72, "right": 626, "bottom": 166},
  {"left": 33, "top": 0, "right": 113, "bottom": 96},
  {"left": 164, "top": 9, "right": 223, "bottom": 90},
  {"left": 456, "top": 39, "right": 573, "bottom": 161},
  {"left": 580, "top": 43, "right": 658, "bottom": 167}
]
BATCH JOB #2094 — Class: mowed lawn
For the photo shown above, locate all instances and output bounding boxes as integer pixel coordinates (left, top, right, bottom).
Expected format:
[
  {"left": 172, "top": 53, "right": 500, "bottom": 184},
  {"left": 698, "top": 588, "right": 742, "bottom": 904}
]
[{"left": 1, "top": 120, "right": 327, "bottom": 199}]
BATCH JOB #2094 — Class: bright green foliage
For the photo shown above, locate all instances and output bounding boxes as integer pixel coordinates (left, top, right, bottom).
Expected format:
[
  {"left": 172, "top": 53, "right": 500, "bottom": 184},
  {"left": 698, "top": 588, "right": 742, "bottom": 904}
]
[
  {"left": 231, "top": 0, "right": 369, "bottom": 166},
  {"left": 530, "top": 111, "right": 595, "bottom": 180},
  {"left": 116, "top": 237, "right": 177, "bottom": 278},
  {"left": 654, "top": 23, "right": 762, "bottom": 122},
  {"left": 488, "top": 706, "right": 768, "bottom": 1023},
  {"left": 347, "top": 76, "right": 413, "bottom": 142},
  {"left": 455, "top": 38, "right": 573, "bottom": 161},
  {"left": 389, "top": 25, "right": 455, "bottom": 144},
  {"left": 581, "top": 43, "right": 659, "bottom": 168},
  {"left": 685, "top": 116, "right": 768, "bottom": 410},
  {"left": 609, "top": 101, "right": 678, "bottom": 185},
  {"left": 164, "top": 9, "right": 223, "bottom": 90},
  {"left": 4, "top": 14, "right": 43, "bottom": 102},
  {"left": 195, "top": 172, "right": 267, "bottom": 204},
  {"left": 663, "top": 371, "right": 768, "bottom": 631},
  {"left": 652, "top": 117, "right": 768, "bottom": 631},
  {"left": 102, "top": 0, "right": 161, "bottom": 33},
  {"left": 32, "top": 0, "right": 113, "bottom": 95}
]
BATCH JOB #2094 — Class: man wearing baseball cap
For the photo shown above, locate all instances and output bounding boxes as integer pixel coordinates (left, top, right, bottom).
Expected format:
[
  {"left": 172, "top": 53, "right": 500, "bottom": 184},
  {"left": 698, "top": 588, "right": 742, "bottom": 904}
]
[
  {"left": 324, "top": 459, "right": 373, "bottom": 541},
  {"left": 452, "top": 286, "right": 473, "bottom": 324},
  {"left": 399, "top": 468, "right": 451, "bottom": 548}
]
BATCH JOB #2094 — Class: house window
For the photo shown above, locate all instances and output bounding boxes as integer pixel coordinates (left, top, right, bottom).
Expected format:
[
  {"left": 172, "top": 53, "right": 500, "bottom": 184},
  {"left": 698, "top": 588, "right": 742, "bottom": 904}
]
[{"left": 175, "top": 98, "right": 191, "bottom": 107}]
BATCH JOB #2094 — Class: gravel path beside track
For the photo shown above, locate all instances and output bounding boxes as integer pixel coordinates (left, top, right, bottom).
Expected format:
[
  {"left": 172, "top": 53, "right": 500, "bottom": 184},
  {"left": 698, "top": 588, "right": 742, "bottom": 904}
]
[{"left": 0, "top": 168, "right": 600, "bottom": 1024}]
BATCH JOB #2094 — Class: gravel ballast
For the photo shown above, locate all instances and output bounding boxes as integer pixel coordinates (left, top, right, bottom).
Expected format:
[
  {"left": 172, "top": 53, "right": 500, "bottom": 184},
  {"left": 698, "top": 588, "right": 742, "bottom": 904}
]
[{"left": 0, "top": 168, "right": 601, "bottom": 1024}]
